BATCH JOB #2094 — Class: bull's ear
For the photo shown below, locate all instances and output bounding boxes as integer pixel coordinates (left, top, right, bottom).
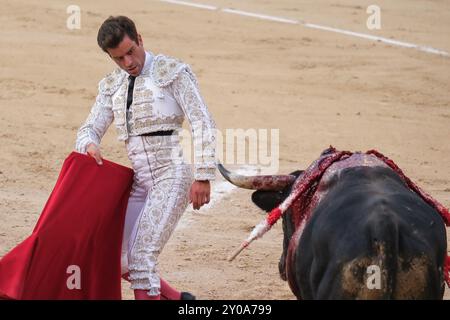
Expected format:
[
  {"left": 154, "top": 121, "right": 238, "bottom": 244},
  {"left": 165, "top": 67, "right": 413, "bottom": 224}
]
[{"left": 251, "top": 190, "right": 285, "bottom": 213}]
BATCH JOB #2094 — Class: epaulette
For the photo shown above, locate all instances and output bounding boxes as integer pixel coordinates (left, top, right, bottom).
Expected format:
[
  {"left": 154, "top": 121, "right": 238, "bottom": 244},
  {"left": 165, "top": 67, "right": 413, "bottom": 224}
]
[{"left": 151, "top": 54, "right": 189, "bottom": 87}]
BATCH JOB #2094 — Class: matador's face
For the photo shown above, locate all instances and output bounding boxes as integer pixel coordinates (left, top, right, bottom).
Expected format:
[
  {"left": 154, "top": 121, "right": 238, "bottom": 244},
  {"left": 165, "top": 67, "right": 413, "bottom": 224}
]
[{"left": 107, "top": 34, "right": 146, "bottom": 77}]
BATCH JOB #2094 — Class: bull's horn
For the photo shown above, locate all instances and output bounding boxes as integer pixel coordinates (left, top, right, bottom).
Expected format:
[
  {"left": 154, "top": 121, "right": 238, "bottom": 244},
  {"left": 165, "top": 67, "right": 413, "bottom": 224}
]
[{"left": 217, "top": 163, "right": 296, "bottom": 191}]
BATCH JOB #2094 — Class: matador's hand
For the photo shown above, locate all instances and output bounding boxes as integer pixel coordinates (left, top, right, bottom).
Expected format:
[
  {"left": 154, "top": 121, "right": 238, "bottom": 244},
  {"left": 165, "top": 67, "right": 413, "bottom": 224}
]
[
  {"left": 86, "top": 143, "right": 103, "bottom": 165},
  {"left": 190, "top": 180, "right": 211, "bottom": 210}
]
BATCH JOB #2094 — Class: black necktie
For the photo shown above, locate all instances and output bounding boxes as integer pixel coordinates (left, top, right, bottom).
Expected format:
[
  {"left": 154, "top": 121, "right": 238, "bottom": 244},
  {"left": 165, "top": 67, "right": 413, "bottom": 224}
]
[{"left": 127, "top": 76, "right": 136, "bottom": 110}]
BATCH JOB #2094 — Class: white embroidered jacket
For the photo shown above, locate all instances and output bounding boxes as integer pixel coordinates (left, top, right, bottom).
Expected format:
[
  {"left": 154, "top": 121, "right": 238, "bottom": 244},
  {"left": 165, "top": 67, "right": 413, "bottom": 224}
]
[{"left": 75, "top": 53, "right": 217, "bottom": 181}]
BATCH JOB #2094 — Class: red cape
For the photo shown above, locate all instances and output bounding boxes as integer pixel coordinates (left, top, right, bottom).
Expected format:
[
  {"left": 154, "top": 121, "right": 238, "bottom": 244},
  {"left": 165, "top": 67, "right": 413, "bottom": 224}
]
[{"left": 0, "top": 152, "right": 134, "bottom": 299}]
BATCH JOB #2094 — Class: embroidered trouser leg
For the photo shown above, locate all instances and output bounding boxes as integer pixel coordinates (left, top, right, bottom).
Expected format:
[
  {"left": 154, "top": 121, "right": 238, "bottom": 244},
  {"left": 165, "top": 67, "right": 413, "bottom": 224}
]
[{"left": 121, "top": 135, "right": 193, "bottom": 296}]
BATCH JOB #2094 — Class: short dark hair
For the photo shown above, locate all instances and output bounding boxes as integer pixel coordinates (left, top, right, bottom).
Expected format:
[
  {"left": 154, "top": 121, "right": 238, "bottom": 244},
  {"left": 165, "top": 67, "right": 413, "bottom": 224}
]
[{"left": 97, "top": 16, "right": 139, "bottom": 52}]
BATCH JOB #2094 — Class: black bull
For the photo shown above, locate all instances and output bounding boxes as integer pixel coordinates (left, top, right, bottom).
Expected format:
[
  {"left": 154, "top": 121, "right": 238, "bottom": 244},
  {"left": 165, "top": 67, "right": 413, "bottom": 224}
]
[{"left": 219, "top": 157, "right": 448, "bottom": 299}]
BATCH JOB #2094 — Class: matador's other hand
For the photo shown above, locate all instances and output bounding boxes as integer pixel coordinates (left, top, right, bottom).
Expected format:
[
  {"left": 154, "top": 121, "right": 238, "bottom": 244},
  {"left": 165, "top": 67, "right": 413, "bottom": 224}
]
[
  {"left": 86, "top": 143, "right": 103, "bottom": 165},
  {"left": 190, "top": 180, "right": 211, "bottom": 210}
]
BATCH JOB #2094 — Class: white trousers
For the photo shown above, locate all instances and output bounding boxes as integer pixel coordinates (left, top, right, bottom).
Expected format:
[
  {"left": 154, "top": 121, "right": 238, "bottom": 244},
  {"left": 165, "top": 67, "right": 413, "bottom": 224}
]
[{"left": 120, "top": 134, "right": 193, "bottom": 296}]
